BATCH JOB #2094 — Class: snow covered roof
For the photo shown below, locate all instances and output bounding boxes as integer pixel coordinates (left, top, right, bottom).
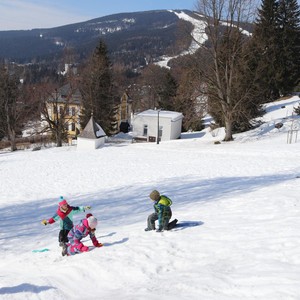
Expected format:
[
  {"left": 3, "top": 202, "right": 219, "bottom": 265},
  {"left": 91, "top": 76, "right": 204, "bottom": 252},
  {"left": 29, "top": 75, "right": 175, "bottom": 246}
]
[
  {"left": 78, "top": 116, "right": 106, "bottom": 139},
  {"left": 136, "top": 109, "right": 183, "bottom": 122}
]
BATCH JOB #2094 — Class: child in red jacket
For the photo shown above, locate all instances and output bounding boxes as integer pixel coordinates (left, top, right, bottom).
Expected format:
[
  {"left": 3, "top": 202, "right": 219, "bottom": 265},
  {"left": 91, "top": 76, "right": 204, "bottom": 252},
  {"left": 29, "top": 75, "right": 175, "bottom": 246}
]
[{"left": 41, "top": 196, "right": 91, "bottom": 254}]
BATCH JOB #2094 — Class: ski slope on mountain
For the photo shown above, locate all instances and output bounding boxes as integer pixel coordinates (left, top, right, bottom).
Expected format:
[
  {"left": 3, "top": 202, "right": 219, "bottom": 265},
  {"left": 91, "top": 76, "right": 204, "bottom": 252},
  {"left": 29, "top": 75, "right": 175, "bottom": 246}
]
[
  {"left": 156, "top": 10, "right": 208, "bottom": 68},
  {"left": 0, "top": 96, "right": 300, "bottom": 300}
]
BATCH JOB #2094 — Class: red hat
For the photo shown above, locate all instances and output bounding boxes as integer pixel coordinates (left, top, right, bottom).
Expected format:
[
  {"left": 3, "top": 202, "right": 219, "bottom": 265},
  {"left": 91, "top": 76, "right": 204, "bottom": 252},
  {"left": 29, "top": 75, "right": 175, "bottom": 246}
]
[
  {"left": 86, "top": 213, "right": 93, "bottom": 218},
  {"left": 59, "top": 199, "right": 68, "bottom": 207}
]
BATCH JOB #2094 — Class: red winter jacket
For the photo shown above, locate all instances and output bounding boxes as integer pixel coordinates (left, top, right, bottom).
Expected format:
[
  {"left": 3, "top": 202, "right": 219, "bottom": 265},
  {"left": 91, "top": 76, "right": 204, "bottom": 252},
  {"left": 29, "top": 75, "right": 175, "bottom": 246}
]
[{"left": 48, "top": 205, "right": 85, "bottom": 230}]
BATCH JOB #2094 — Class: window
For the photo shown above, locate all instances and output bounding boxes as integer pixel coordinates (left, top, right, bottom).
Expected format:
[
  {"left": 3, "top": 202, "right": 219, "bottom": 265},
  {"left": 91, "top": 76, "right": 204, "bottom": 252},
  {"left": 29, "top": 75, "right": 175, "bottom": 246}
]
[
  {"left": 70, "top": 107, "right": 75, "bottom": 116},
  {"left": 71, "top": 122, "right": 76, "bottom": 131},
  {"left": 143, "top": 125, "right": 148, "bottom": 136}
]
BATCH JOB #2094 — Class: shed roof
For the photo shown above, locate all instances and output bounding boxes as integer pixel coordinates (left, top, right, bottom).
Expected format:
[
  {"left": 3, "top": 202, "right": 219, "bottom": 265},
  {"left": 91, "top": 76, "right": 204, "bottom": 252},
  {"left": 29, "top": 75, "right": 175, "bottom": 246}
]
[
  {"left": 136, "top": 109, "right": 183, "bottom": 122},
  {"left": 78, "top": 116, "right": 106, "bottom": 139}
]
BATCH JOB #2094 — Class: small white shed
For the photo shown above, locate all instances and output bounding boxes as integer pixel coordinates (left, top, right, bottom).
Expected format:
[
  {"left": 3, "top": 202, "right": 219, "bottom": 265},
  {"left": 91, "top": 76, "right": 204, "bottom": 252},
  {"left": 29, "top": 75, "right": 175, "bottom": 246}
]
[
  {"left": 132, "top": 109, "right": 183, "bottom": 142},
  {"left": 77, "top": 116, "right": 106, "bottom": 150}
]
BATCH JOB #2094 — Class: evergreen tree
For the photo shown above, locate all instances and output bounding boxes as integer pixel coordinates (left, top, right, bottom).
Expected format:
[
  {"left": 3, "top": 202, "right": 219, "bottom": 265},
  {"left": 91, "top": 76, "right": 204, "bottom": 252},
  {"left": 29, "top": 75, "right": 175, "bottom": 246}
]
[
  {"left": 249, "top": 0, "right": 300, "bottom": 101},
  {"left": 276, "top": 0, "right": 300, "bottom": 95},
  {"left": 157, "top": 72, "right": 178, "bottom": 111},
  {"left": 80, "top": 40, "right": 116, "bottom": 134},
  {"left": 251, "top": 0, "right": 280, "bottom": 101}
]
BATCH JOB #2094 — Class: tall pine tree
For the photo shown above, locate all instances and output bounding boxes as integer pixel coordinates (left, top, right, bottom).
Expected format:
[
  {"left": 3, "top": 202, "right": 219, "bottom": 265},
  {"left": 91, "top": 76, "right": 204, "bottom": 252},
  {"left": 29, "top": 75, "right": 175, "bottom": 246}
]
[
  {"left": 276, "top": 0, "right": 300, "bottom": 95},
  {"left": 249, "top": 0, "right": 300, "bottom": 101},
  {"left": 252, "top": 0, "right": 280, "bottom": 101},
  {"left": 80, "top": 40, "right": 116, "bottom": 134}
]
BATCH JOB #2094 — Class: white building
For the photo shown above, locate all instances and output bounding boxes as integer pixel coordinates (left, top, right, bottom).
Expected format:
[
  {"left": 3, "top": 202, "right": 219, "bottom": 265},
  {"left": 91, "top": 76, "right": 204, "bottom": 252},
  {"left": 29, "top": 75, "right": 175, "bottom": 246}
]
[{"left": 131, "top": 109, "right": 183, "bottom": 142}]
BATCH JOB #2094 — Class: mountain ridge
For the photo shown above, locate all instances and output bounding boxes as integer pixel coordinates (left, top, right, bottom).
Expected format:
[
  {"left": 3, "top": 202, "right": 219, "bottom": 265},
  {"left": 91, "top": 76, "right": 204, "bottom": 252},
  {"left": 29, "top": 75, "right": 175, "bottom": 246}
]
[{"left": 0, "top": 10, "right": 195, "bottom": 67}]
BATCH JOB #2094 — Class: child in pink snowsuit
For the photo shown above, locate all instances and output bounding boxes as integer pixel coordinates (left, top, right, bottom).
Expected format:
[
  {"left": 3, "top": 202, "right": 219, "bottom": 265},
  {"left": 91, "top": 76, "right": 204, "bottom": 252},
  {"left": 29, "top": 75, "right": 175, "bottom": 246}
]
[{"left": 65, "top": 213, "right": 103, "bottom": 256}]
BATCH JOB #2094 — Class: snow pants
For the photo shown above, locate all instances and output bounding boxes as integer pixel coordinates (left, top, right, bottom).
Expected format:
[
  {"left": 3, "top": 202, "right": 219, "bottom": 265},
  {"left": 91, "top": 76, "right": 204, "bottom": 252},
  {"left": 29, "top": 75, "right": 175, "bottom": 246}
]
[
  {"left": 147, "top": 212, "right": 158, "bottom": 230},
  {"left": 147, "top": 212, "right": 171, "bottom": 230},
  {"left": 59, "top": 229, "right": 70, "bottom": 244},
  {"left": 66, "top": 237, "right": 88, "bottom": 255}
]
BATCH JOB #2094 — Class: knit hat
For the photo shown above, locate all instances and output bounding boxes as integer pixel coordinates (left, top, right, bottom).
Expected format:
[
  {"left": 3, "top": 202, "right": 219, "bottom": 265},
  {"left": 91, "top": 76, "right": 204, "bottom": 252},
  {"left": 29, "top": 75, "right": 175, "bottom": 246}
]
[
  {"left": 86, "top": 213, "right": 93, "bottom": 218},
  {"left": 87, "top": 216, "right": 98, "bottom": 229},
  {"left": 149, "top": 190, "right": 160, "bottom": 201},
  {"left": 59, "top": 196, "right": 68, "bottom": 207}
]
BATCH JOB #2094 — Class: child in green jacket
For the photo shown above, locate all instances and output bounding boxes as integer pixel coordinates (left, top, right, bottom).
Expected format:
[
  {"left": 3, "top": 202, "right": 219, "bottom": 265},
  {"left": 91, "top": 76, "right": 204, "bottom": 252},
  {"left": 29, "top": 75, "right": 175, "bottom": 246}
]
[{"left": 145, "top": 190, "right": 177, "bottom": 232}]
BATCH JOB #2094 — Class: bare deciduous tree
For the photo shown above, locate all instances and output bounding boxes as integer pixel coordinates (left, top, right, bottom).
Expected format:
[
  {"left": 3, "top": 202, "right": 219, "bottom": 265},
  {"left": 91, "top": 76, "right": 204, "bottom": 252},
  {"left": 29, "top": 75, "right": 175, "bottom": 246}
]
[
  {"left": 0, "top": 65, "right": 36, "bottom": 151},
  {"left": 37, "top": 81, "right": 80, "bottom": 147},
  {"left": 195, "top": 0, "right": 258, "bottom": 141}
]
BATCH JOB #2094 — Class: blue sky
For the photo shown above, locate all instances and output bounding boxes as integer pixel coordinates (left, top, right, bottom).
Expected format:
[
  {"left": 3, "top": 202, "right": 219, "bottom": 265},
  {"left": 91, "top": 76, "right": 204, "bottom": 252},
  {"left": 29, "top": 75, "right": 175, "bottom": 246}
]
[{"left": 0, "top": 0, "right": 197, "bottom": 31}]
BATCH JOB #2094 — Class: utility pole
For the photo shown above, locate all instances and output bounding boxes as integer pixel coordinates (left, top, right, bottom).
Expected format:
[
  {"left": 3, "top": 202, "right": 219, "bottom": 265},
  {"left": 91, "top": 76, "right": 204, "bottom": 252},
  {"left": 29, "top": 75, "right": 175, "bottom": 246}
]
[{"left": 157, "top": 109, "right": 161, "bottom": 144}]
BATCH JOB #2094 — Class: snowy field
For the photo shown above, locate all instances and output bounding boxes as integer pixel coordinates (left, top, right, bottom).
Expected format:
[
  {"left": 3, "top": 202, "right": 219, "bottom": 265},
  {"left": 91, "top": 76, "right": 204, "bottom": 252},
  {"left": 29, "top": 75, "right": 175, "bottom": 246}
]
[{"left": 1, "top": 96, "right": 300, "bottom": 300}]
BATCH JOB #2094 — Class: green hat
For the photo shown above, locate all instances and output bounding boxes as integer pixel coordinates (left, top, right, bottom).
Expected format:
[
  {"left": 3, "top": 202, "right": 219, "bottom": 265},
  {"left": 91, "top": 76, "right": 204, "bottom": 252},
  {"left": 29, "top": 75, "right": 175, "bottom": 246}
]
[{"left": 149, "top": 190, "right": 160, "bottom": 201}]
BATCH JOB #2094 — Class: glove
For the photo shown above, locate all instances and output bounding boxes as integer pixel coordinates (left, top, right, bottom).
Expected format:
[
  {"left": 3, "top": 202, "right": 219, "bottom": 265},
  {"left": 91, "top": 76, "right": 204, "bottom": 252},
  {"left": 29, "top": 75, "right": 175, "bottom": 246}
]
[
  {"left": 92, "top": 236, "right": 102, "bottom": 247},
  {"left": 41, "top": 219, "right": 48, "bottom": 225},
  {"left": 85, "top": 206, "right": 91, "bottom": 210},
  {"left": 81, "top": 245, "right": 89, "bottom": 252}
]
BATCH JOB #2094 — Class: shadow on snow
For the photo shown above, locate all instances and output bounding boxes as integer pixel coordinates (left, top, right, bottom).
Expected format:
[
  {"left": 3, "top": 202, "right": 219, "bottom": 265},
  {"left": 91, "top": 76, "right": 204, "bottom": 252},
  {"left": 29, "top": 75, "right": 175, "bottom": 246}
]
[
  {"left": 0, "top": 283, "right": 56, "bottom": 295},
  {"left": 0, "top": 171, "right": 297, "bottom": 245},
  {"left": 173, "top": 220, "right": 204, "bottom": 231}
]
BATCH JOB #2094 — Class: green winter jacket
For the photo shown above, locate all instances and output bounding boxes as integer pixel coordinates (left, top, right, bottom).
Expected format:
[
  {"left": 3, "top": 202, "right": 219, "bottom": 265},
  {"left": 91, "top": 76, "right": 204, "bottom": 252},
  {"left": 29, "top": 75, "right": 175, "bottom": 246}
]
[{"left": 154, "top": 195, "right": 172, "bottom": 228}]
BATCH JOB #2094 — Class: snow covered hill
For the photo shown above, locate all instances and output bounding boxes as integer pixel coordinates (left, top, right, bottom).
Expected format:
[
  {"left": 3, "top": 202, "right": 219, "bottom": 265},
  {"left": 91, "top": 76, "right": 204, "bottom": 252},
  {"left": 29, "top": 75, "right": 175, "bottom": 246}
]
[{"left": 0, "top": 96, "right": 300, "bottom": 300}]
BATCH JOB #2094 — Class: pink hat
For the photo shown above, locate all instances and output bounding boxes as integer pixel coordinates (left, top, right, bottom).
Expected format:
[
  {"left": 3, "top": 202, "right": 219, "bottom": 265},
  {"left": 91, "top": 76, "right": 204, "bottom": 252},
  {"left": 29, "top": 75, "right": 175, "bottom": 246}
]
[{"left": 59, "top": 199, "right": 68, "bottom": 207}]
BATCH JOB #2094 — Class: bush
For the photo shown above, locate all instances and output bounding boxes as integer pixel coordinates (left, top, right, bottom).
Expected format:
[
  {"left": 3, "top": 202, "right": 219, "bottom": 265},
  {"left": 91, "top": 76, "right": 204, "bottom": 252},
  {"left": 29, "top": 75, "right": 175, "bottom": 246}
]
[{"left": 294, "top": 104, "right": 300, "bottom": 115}]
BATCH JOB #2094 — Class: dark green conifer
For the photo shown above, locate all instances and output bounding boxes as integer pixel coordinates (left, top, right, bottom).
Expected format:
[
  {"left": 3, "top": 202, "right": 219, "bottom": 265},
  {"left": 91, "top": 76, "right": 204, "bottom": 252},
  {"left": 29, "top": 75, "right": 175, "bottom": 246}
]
[
  {"left": 248, "top": 0, "right": 300, "bottom": 101},
  {"left": 276, "top": 0, "right": 300, "bottom": 95},
  {"left": 80, "top": 40, "right": 116, "bottom": 134}
]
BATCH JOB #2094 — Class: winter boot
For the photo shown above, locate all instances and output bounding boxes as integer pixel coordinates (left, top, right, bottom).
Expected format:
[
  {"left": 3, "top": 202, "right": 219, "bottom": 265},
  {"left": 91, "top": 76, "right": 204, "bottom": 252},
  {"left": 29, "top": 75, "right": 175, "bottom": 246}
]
[
  {"left": 61, "top": 243, "right": 68, "bottom": 256},
  {"left": 144, "top": 227, "right": 154, "bottom": 231}
]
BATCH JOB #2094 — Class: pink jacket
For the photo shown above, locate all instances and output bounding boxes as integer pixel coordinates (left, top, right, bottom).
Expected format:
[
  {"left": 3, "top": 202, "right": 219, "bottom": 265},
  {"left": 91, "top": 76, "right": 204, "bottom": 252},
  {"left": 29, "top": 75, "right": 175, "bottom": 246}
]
[{"left": 67, "top": 219, "right": 99, "bottom": 251}]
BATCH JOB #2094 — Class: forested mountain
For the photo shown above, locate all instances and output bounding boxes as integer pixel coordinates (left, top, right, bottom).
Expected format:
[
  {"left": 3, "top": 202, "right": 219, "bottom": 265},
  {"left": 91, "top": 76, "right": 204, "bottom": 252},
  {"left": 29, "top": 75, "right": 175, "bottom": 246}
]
[{"left": 0, "top": 10, "right": 195, "bottom": 68}]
